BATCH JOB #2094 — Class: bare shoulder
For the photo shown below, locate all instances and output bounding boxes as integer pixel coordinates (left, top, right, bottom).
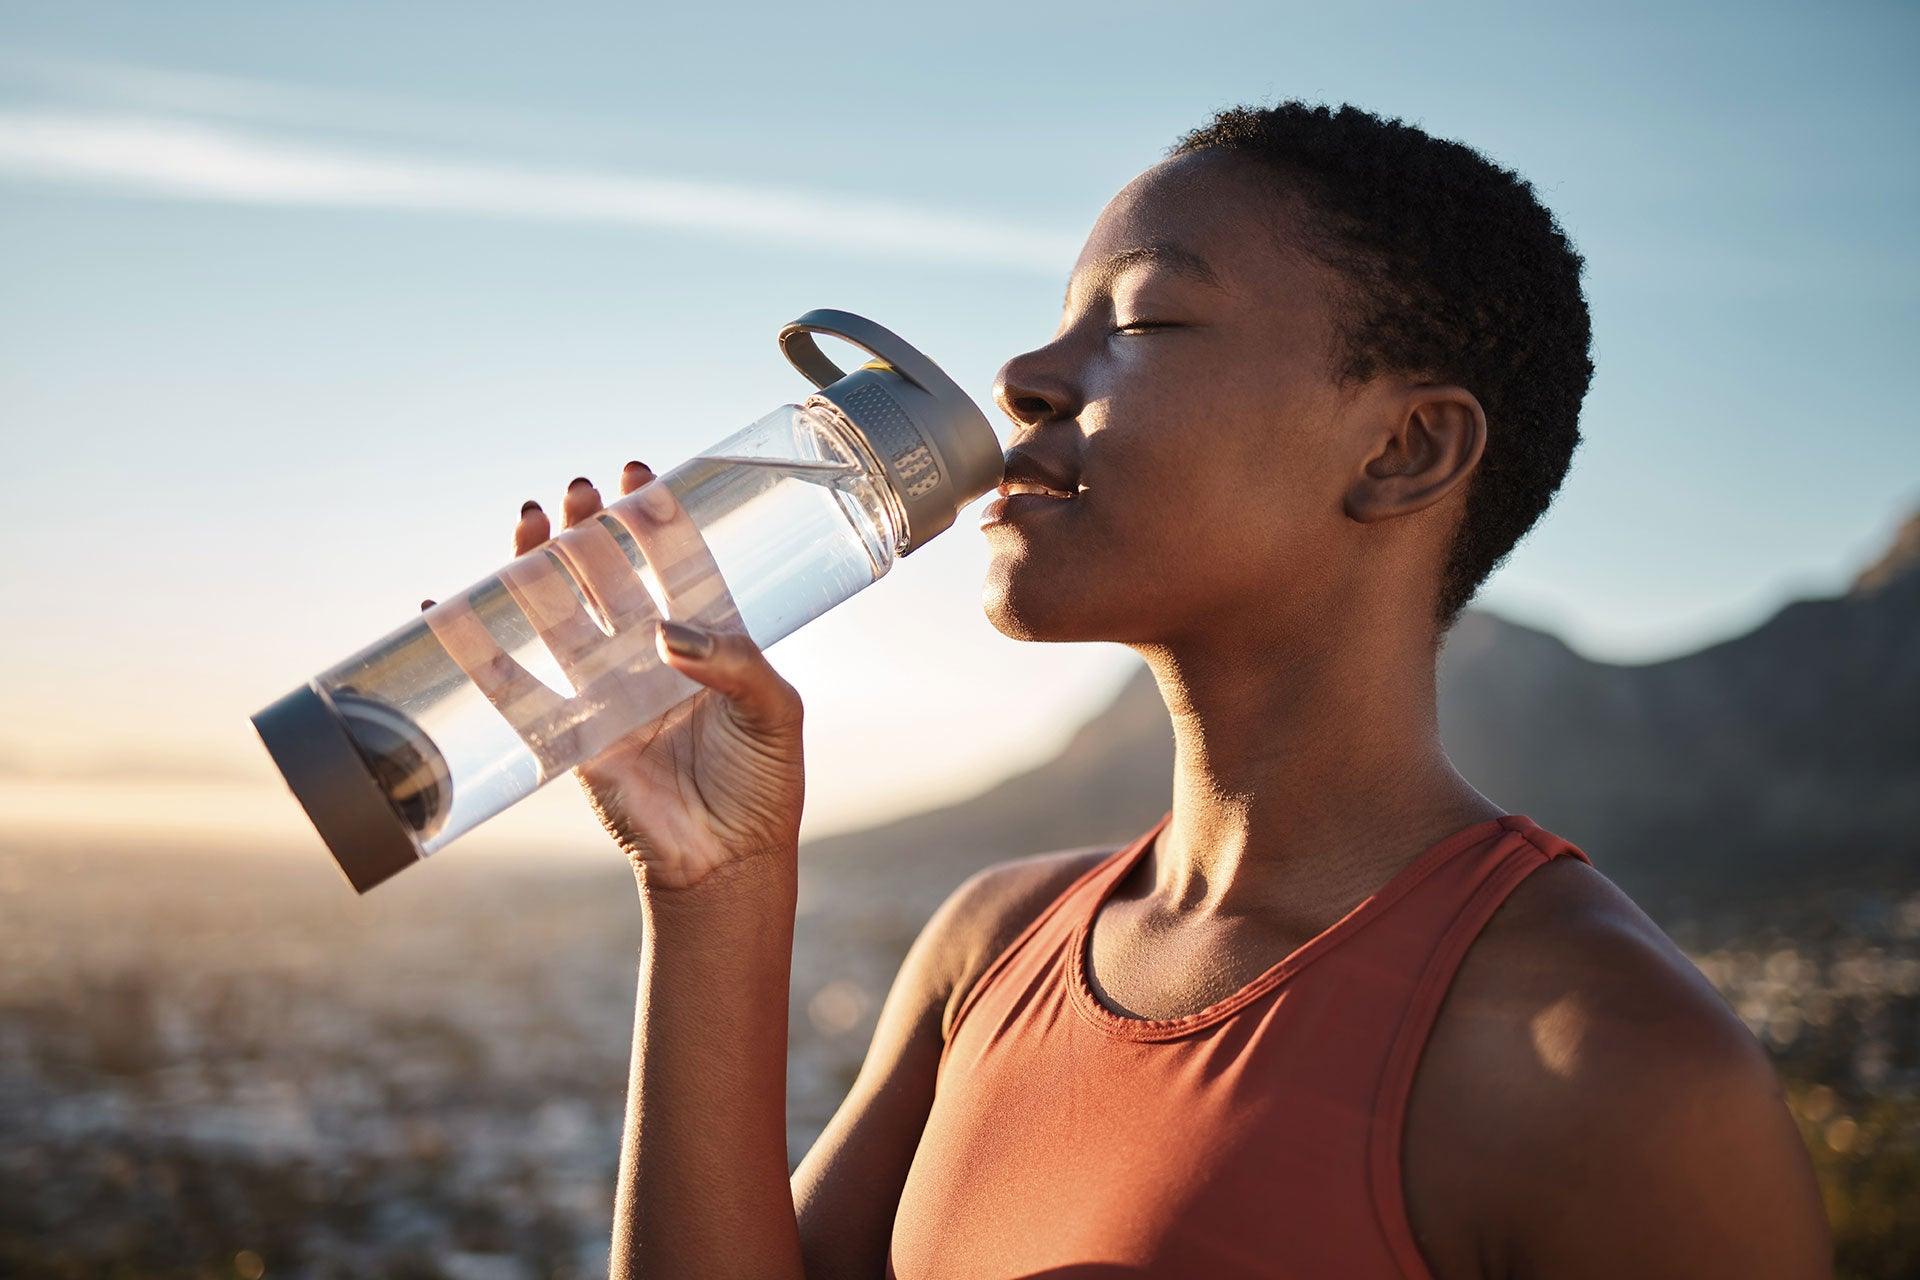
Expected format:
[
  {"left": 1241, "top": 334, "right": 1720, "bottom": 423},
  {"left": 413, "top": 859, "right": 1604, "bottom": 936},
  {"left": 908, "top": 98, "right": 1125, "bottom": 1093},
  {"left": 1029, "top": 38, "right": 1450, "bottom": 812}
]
[
  {"left": 1449, "top": 855, "right": 1768, "bottom": 1097},
  {"left": 921, "top": 842, "right": 1122, "bottom": 1040},
  {"left": 1449, "top": 855, "right": 1744, "bottom": 1053},
  {"left": 1407, "top": 854, "right": 1831, "bottom": 1279}
]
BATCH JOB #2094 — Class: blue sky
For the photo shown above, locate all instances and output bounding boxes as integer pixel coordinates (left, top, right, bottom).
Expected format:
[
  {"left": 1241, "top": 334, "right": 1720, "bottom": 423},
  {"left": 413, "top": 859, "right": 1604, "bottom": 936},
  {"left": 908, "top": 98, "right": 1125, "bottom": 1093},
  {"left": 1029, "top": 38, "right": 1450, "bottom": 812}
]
[{"left": 1, "top": 1, "right": 1914, "bottom": 849}]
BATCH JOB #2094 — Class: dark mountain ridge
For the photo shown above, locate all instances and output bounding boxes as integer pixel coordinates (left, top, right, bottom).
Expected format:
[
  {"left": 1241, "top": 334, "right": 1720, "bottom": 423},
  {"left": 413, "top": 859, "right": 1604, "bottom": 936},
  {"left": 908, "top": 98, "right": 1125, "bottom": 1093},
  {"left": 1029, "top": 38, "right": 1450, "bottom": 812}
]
[{"left": 803, "top": 512, "right": 1920, "bottom": 916}]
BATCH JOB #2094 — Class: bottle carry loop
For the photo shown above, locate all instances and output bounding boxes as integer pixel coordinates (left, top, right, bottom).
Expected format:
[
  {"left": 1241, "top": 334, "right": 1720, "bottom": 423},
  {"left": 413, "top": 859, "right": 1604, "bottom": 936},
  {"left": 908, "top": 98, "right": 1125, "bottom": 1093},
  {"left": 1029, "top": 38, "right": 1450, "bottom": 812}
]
[
  {"left": 775, "top": 309, "right": 1000, "bottom": 556},
  {"left": 779, "top": 308, "right": 950, "bottom": 395}
]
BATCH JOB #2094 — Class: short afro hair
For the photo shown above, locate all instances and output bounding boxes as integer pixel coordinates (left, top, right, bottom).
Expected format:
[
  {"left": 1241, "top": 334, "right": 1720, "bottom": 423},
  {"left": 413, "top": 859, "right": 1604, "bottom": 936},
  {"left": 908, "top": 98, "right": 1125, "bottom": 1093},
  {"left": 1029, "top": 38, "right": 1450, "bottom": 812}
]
[{"left": 1169, "top": 101, "right": 1595, "bottom": 633}]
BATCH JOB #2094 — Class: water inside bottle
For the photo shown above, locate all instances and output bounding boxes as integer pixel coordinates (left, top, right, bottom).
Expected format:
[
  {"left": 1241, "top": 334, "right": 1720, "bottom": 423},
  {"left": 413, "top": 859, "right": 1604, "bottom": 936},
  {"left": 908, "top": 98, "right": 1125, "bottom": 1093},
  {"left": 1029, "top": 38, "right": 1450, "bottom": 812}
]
[
  {"left": 322, "top": 448, "right": 901, "bottom": 854},
  {"left": 667, "top": 451, "right": 899, "bottom": 643},
  {"left": 699, "top": 455, "right": 865, "bottom": 482}
]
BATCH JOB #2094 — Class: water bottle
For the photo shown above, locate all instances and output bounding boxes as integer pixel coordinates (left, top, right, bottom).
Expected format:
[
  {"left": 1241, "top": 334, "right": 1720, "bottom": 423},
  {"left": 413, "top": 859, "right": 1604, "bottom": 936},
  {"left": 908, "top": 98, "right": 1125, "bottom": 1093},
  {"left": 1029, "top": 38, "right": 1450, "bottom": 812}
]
[{"left": 252, "top": 310, "right": 1002, "bottom": 893}]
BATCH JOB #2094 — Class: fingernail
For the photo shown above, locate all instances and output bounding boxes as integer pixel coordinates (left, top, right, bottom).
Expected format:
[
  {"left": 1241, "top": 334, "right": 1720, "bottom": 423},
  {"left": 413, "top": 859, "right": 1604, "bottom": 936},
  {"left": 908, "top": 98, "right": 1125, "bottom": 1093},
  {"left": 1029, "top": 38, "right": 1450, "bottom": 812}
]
[
  {"left": 520, "top": 500, "right": 542, "bottom": 516},
  {"left": 420, "top": 599, "right": 436, "bottom": 612},
  {"left": 624, "top": 460, "right": 650, "bottom": 474},
  {"left": 569, "top": 476, "right": 593, "bottom": 492},
  {"left": 658, "top": 620, "right": 714, "bottom": 660}
]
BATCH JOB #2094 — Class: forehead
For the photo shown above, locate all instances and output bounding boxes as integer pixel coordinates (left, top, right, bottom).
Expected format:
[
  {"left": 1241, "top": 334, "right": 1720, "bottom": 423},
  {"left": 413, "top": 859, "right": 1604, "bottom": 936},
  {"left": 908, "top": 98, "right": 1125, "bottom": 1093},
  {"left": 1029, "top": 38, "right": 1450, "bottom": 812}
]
[{"left": 1067, "top": 151, "right": 1304, "bottom": 307}]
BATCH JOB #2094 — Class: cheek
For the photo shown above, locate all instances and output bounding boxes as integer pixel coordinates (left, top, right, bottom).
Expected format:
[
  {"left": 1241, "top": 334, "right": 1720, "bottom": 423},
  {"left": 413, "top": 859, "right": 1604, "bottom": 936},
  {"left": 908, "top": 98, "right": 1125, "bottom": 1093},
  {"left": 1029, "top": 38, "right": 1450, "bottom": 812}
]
[
  {"left": 1079, "top": 352, "right": 1340, "bottom": 557},
  {"left": 1093, "top": 443, "right": 1332, "bottom": 608},
  {"left": 1085, "top": 453, "right": 1258, "bottom": 578}
]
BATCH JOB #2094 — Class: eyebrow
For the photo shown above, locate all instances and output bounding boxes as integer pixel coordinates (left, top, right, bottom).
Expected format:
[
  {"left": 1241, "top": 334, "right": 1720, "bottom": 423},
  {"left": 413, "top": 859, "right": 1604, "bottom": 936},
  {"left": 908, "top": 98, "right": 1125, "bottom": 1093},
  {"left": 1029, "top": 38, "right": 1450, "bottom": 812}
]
[{"left": 1064, "top": 242, "right": 1225, "bottom": 308}]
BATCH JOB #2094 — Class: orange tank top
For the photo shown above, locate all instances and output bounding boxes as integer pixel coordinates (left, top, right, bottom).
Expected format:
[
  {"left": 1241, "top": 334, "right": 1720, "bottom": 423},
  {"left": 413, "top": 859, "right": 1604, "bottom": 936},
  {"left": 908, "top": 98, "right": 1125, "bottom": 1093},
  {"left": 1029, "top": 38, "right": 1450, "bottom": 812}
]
[{"left": 888, "top": 810, "right": 1592, "bottom": 1279}]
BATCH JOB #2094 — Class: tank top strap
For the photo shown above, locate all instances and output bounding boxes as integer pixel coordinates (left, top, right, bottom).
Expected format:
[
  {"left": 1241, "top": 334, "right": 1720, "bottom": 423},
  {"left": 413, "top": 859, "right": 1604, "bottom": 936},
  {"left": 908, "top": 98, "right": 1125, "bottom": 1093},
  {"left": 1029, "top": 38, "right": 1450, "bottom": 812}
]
[
  {"left": 1367, "top": 813, "right": 1592, "bottom": 1278},
  {"left": 938, "top": 811, "right": 1173, "bottom": 1074}
]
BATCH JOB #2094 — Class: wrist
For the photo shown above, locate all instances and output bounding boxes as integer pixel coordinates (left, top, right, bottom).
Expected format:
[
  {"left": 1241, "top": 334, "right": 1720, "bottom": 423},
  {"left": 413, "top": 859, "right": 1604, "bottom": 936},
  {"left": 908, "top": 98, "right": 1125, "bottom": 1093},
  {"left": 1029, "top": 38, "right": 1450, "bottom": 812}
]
[{"left": 638, "top": 844, "right": 799, "bottom": 927}]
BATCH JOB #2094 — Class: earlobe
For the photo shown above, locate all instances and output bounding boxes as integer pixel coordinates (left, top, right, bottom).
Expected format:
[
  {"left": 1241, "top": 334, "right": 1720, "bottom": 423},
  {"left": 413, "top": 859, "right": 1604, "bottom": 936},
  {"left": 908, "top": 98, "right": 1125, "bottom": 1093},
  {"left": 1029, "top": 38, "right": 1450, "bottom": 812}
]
[{"left": 1343, "top": 385, "right": 1487, "bottom": 524}]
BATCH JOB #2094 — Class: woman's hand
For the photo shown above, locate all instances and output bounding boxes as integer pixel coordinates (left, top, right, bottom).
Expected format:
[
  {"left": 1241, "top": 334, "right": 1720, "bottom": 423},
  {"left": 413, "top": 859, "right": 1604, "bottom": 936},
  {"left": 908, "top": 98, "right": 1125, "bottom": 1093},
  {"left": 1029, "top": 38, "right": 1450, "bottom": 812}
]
[{"left": 445, "top": 461, "right": 806, "bottom": 893}]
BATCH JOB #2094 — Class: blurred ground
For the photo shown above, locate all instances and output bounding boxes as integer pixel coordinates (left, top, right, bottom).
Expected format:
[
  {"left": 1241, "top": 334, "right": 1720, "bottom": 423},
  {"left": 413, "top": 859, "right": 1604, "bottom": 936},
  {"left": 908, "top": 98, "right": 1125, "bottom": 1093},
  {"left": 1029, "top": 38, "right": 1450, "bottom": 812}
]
[{"left": 2, "top": 832, "right": 1916, "bottom": 1278}]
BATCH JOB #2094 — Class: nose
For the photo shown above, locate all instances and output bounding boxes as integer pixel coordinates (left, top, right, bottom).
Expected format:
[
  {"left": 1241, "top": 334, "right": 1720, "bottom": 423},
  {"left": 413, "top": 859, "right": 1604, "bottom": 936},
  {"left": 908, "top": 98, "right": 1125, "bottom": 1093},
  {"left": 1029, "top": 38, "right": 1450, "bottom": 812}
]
[{"left": 993, "top": 343, "right": 1081, "bottom": 433}]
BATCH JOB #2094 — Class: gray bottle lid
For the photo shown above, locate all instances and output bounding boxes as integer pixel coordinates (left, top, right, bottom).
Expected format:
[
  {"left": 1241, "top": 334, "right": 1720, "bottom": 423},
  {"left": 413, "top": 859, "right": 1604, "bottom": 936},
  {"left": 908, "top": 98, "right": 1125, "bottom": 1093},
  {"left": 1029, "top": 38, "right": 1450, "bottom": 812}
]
[
  {"left": 779, "top": 310, "right": 1003, "bottom": 556},
  {"left": 252, "top": 682, "right": 422, "bottom": 894}
]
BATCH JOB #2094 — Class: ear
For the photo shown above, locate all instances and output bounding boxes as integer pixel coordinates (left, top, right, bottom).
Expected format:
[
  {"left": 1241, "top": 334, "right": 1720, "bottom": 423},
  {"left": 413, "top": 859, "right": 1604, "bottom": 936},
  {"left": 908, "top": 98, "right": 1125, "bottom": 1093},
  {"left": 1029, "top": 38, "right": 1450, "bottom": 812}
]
[{"left": 1343, "top": 384, "right": 1487, "bottom": 524}]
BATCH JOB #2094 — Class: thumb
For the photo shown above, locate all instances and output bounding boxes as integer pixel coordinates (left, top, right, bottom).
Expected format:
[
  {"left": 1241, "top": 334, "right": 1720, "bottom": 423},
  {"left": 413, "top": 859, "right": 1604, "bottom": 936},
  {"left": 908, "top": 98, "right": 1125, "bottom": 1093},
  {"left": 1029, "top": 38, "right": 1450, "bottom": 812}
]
[{"left": 655, "top": 620, "right": 802, "bottom": 735}]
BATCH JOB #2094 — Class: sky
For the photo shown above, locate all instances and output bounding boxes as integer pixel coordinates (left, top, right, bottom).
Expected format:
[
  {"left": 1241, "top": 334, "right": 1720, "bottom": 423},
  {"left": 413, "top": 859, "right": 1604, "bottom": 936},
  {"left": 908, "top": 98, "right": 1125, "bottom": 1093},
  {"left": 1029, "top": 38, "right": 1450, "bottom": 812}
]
[{"left": 1, "top": 1, "right": 1915, "bottom": 859}]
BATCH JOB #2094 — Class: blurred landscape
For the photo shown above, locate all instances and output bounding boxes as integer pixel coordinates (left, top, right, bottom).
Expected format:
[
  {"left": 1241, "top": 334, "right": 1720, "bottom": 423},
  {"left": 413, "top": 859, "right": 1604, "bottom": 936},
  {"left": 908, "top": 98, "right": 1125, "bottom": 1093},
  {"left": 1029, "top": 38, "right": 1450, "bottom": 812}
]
[{"left": 4, "top": 511, "right": 1917, "bottom": 1279}]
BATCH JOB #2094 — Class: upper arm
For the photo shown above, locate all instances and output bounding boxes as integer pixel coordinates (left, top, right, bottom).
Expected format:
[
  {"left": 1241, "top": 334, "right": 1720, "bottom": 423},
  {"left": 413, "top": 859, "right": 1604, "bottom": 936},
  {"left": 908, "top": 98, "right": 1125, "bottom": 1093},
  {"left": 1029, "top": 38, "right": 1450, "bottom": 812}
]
[
  {"left": 1467, "top": 863, "right": 1832, "bottom": 1279},
  {"left": 790, "top": 847, "right": 1109, "bottom": 1279},
  {"left": 1514, "top": 998, "right": 1831, "bottom": 1279}
]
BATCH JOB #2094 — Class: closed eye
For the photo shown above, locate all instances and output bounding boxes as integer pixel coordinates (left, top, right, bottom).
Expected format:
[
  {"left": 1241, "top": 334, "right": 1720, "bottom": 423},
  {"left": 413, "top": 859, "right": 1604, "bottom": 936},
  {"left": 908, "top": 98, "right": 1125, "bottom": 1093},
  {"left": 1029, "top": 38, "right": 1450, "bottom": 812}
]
[{"left": 1111, "top": 320, "right": 1181, "bottom": 335}]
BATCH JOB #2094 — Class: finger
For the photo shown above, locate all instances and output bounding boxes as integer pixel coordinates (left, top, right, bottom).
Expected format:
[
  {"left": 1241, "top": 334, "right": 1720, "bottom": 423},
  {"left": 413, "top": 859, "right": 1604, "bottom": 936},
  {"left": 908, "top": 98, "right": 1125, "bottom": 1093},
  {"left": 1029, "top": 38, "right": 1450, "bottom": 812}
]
[
  {"left": 499, "top": 554, "right": 607, "bottom": 685},
  {"left": 606, "top": 475, "right": 730, "bottom": 620},
  {"left": 422, "top": 595, "right": 566, "bottom": 765},
  {"left": 514, "top": 500, "right": 550, "bottom": 556},
  {"left": 563, "top": 476, "right": 603, "bottom": 530},
  {"left": 619, "top": 459, "right": 656, "bottom": 496},
  {"left": 655, "top": 623, "right": 802, "bottom": 737},
  {"left": 551, "top": 513, "right": 654, "bottom": 625}
]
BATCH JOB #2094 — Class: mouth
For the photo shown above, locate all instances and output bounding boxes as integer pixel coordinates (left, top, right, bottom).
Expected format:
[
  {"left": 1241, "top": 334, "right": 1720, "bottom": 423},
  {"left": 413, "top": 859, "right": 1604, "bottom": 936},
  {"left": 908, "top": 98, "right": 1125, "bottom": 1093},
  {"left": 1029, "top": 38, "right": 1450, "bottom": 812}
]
[
  {"left": 997, "top": 480, "right": 1076, "bottom": 500},
  {"left": 980, "top": 481, "right": 1078, "bottom": 530}
]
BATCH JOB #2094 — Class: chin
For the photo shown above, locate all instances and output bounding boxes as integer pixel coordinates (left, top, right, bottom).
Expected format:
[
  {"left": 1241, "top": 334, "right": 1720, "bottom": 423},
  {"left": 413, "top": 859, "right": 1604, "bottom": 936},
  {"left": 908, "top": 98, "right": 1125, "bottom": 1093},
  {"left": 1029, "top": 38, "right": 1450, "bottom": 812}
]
[{"left": 981, "top": 562, "right": 1119, "bottom": 644}]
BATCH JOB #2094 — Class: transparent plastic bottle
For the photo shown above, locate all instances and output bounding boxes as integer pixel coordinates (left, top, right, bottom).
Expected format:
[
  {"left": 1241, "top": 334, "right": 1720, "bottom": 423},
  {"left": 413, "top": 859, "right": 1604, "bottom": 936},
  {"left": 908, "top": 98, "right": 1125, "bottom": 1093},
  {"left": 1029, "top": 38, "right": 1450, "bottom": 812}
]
[{"left": 252, "top": 311, "right": 1002, "bottom": 892}]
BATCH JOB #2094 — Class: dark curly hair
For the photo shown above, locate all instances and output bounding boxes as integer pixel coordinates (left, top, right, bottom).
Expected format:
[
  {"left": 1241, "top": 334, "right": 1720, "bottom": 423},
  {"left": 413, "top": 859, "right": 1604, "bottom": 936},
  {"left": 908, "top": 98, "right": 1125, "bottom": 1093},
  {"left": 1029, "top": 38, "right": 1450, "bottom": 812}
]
[{"left": 1169, "top": 102, "right": 1595, "bottom": 633}]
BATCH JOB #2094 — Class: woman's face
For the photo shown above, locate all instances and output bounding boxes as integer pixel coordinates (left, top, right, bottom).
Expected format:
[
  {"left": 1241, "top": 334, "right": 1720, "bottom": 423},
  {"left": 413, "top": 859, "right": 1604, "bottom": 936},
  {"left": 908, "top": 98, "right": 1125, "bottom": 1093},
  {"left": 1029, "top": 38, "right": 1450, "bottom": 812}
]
[{"left": 982, "top": 149, "right": 1370, "bottom": 649}]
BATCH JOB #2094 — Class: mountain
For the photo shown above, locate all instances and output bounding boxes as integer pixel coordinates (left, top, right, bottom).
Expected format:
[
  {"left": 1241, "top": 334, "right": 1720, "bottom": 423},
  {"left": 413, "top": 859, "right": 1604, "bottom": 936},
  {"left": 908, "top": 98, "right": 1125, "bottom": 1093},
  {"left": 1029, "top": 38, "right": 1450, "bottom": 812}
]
[
  {"left": 1436, "top": 511, "right": 1920, "bottom": 898},
  {"left": 802, "top": 512, "right": 1920, "bottom": 916}
]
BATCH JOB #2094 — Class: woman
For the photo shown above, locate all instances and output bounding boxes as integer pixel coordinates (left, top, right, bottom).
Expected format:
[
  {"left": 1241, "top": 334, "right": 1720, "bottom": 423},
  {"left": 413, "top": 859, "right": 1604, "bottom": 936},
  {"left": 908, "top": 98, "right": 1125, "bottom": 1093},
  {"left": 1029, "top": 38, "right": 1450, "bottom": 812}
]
[{"left": 526, "top": 102, "right": 1830, "bottom": 1278}]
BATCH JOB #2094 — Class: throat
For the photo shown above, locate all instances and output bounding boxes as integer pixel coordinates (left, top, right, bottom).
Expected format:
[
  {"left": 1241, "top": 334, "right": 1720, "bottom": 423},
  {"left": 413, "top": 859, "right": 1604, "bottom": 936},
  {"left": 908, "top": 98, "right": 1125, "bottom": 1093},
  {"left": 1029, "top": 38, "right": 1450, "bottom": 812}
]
[{"left": 1085, "top": 889, "right": 1324, "bottom": 1022}]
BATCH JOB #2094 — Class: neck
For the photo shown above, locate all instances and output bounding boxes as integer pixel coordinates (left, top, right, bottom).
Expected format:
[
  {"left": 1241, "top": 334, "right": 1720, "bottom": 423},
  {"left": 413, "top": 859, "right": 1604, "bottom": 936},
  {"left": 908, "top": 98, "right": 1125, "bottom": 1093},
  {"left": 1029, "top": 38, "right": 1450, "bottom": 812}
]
[{"left": 1131, "top": 603, "right": 1500, "bottom": 920}]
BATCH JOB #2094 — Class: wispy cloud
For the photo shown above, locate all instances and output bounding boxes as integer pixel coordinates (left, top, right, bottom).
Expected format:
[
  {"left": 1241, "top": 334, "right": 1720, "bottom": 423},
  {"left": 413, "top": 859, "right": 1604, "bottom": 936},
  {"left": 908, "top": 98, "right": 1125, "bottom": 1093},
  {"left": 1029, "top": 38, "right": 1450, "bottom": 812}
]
[
  {"left": 0, "top": 105, "right": 1078, "bottom": 273},
  {"left": 0, "top": 49, "right": 623, "bottom": 149}
]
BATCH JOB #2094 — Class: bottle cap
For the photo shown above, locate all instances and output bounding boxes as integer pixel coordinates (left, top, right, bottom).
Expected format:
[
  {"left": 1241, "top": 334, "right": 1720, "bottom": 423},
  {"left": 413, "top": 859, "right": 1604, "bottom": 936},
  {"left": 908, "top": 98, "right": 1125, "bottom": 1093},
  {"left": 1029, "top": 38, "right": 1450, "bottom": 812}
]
[
  {"left": 252, "top": 683, "right": 440, "bottom": 894},
  {"left": 779, "top": 310, "right": 1003, "bottom": 555}
]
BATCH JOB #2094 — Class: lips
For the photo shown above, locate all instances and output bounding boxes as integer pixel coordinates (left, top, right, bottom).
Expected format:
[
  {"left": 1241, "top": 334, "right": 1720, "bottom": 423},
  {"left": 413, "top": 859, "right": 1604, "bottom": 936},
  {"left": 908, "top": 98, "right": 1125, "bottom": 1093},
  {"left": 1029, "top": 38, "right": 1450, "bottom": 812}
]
[
  {"left": 997, "top": 480, "right": 1076, "bottom": 500},
  {"left": 999, "top": 449, "right": 1078, "bottom": 497},
  {"left": 985, "top": 449, "right": 1080, "bottom": 529},
  {"left": 980, "top": 486, "right": 1074, "bottom": 529}
]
